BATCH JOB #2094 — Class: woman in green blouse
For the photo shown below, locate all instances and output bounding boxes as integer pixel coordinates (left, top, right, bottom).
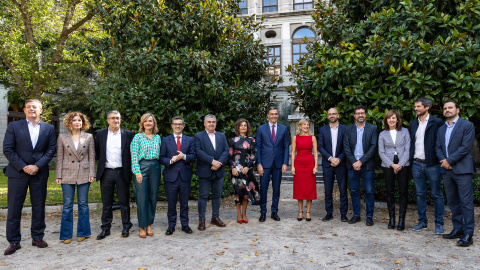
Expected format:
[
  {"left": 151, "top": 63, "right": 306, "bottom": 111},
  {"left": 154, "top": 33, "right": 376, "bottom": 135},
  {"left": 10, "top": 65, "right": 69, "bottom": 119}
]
[{"left": 131, "top": 113, "right": 161, "bottom": 238}]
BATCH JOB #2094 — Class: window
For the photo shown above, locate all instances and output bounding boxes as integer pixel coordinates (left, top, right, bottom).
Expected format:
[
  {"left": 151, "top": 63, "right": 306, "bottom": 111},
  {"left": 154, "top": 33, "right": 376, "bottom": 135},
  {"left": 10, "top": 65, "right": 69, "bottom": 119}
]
[
  {"left": 265, "top": 30, "right": 277, "bottom": 38},
  {"left": 294, "top": 0, "right": 313, "bottom": 10},
  {"left": 263, "top": 0, "right": 277, "bottom": 13},
  {"left": 266, "top": 46, "right": 281, "bottom": 79},
  {"left": 292, "top": 28, "right": 315, "bottom": 64},
  {"left": 239, "top": 0, "right": 247, "bottom": 14}
]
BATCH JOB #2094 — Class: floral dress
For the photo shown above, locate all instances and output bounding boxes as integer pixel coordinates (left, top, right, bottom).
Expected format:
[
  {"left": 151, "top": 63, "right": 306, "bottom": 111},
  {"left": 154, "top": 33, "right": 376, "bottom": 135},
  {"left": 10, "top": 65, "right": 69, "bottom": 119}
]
[{"left": 227, "top": 136, "right": 260, "bottom": 205}]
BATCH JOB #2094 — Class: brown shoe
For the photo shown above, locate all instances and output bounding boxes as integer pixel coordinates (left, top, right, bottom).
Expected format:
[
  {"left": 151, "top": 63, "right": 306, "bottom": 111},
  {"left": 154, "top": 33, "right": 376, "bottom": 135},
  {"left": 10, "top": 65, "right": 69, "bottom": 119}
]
[
  {"left": 198, "top": 219, "right": 206, "bottom": 231},
  {"left": 211, "top": 217, "right": 226, "bottom": 227},
  {"left": 4, "top": 243, "right": 21, "bottom": 255},
  {"left": 32, "top": 239, "right": 48, "bottom": 248}
]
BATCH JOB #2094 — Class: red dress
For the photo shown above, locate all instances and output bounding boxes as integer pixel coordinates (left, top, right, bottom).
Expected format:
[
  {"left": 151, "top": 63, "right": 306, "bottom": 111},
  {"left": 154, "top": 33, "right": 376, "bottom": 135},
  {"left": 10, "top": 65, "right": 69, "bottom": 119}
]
[{"left": 293, "top": 135, "right": 317, "bottom": 200}]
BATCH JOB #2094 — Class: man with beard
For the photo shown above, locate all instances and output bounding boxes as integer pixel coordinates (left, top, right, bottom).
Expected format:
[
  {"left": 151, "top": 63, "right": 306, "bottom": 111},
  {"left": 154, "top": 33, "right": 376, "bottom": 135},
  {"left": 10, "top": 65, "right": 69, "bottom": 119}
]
[
  {"left": 408, "top": 97, "right": 445, "bottom": 234},
  {"left": 318, "top": 108, "right": 349, "bottom": 222},
  {"left": 436, "top": 100, "right": 475, "bottom": 247},
  {"left": 344, "top": 105, "right": 377, "bottom": 226}
]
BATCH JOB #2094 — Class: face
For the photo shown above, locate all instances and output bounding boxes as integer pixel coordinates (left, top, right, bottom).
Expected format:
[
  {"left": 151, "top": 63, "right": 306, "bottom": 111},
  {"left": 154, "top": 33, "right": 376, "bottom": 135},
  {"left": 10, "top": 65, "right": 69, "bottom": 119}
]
[
  {"left": 239, "top": 122, "right": 248, "bottom": 135},
  {"left": 327, "top": 108, "right": 339, "bottom": 123},
  {"left": 107, "top": 113, "right": 121, "bottom": 131},
  {"left": 71, "top": 115, "right": 83, "bottom": 130},
  {"left": 443, "top": 102, "right": 459, "bottom": 120},
  {"left": 354, "top": 109, "right": 366, "bottom": 124},
  {"left": 172, "top": 119, "right": 184, "bottom": 135},
  {"left": 268, "top": 109, "right": 279, "bottom": 124},
  {"left": 414, "top": 102, "right": 428, "bottom": 117},
  {"left": 299, "top": 121, "right": 310, "bottom": 133},
  {"left": 387, "top": 114, "right": 397, "bottom": 130},
  {"left": 143, "top": 116, "right": 155, "bottom": 131},
  {"left": 23, "top": 101, "right": 43, "bottom": 120},
  {"left": 204, "top": 117, "right": 216, "bottom": 133}
]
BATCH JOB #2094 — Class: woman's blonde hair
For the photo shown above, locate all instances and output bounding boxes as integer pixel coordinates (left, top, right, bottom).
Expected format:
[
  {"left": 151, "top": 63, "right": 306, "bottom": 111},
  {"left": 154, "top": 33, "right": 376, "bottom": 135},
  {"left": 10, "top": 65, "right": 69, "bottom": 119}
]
[
  {"left": 138, "top": 112, "right": 159, "bottom": 134},
  {"left": 296, "top": 119, "right": 311, "bottom": 135},
  {"left": 63, "top": 111, "right": 90, "bottom": 131}
]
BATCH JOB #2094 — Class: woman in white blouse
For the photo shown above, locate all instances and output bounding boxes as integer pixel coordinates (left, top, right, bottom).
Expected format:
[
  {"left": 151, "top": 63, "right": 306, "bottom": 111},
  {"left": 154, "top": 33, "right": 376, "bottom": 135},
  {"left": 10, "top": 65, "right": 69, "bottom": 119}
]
[{"left": 378, "top": 110, "right": 411, "bottom": 231}]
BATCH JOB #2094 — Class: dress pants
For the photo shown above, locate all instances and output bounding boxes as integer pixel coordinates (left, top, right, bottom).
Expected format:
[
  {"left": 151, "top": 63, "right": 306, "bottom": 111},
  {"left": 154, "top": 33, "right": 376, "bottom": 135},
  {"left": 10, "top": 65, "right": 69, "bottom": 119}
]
[
  {"left": 60, "top": 183, "right": 91, "bottom": 240},
  {"left": 164, "top": 174, "right": 191, "bottom": 227},
  {"left": 260, "top": 167, "right": 282, "bottom": 214},
  {"left": 100, "top": 168, "right": 132, "bottom": 230},
  {"left": 382, "top": 156, "right": 410, "bottom": 214},
  {"left": 133, "top": 160, "right": 161, "bottom": 228},
  {"left": 6, "top": 174, "right": 48, "bottom": 244},
  {"left": 323, "top": 163, "right": 348, "bottom": 216},
  {"left": 198, "top": 173, "right": 223, "bottom": 220},
  {"left": 443, "top": 170, "right": 475, "bottom": 236}
]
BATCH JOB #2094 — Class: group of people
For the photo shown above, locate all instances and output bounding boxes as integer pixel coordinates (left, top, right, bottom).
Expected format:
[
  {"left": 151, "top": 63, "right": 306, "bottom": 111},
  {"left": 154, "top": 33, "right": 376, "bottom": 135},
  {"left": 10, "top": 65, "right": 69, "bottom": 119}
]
[{"left": 1, "top": 97, "right": 475, "bottom": 256}]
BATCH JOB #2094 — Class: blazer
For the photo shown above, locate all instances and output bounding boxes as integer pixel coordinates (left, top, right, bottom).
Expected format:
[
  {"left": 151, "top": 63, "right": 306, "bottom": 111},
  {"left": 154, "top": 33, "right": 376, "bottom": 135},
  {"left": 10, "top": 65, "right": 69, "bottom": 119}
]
[
  {"left": 95, "top": 128, "right": 134, "bottom": 183},
  {"left": 194, "top": 130, "right": 229, "bottom": 179},
  {"left": 3, "top": 119, "right": 56, "bottom": 179},
  {"left": 378, "top": 127, "right": 410, "bottom": 168},
  {"left": 435, "top": 117, "right": 475, "bottom": 175},
  {"left": 408, "top": 115, "right": 444, "bottom": 166},
  {"left": 318, "top": 123, "right": 346, "bottom": 167},
  {"left": 343, "top": 122, "right": 378, "bottom": 170},
  {"left": 255, "top": 123, "right": 290, "bottom": 169},
  {"left": 160, "top": 134, "right": 196, "bottom": 182},
  {"left": 55, "top": 131, "right": 95, "bottom": 184}
]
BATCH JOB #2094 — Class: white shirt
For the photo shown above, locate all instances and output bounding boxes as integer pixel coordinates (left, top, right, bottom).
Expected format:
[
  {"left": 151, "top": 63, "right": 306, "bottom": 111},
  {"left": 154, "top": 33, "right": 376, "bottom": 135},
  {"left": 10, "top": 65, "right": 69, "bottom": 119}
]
[
  {"left": 26, "top": 119, "right": 40, "bottom": 149},
  {"left": 105, "top": 128, "right": 122, "bottom": 168},
  {"left": 74, "top": 141, "right": 79, "bottom": 150},
  {"left": 170, "top": 134, "right": 187, "bottom": 164},
  {"left": 414, "top": 114, "right": 429, "bottom": 159},
  {"left": 269, "top": 122, "right": 278, "bottom": 140},
  {"left": 390, "top": 129, "right": 397, "bottom": 155},
  {"left": 330, "top": 123, "right": 339, "bottom": 158},
  {"left": 206, "top": 130, "right": 216, "bottom": 150}
]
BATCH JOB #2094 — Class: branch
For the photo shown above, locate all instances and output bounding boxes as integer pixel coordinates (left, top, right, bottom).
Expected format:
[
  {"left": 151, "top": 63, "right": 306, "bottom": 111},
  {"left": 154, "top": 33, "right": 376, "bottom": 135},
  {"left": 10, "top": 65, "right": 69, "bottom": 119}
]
[
  {"left": 10, "top": 0, "right": 21, "bottom": 9},
  {"left": 0, "top": 53, "right": 27, "bottom": 94}
]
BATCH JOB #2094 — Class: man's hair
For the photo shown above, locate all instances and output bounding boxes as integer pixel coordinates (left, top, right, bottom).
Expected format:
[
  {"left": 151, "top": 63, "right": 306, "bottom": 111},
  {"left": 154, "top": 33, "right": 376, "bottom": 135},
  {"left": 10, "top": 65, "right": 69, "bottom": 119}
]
[
  {"left": 204, "top": 114, "right": 216, "bottom": 122},
  {"left": 24, "top": 99, "right": 42, "bottom": 108},
  {"left": 443, "top": 100, "right": 460, "bottom": 109},
  {"left": 172, "top": 116, "right": 185, "bottom": 125},
  {"left": 268, "top": 106, "right": 278, "bottom": 114},
  {"left": 354, "top": 105, "right": 366, "bottom": 113},
  {"left": 107, "top": 110, "right": 121, "bottom": 119},
  {"left": 414, "top": 97, "right": 432, "bottom": 110}
]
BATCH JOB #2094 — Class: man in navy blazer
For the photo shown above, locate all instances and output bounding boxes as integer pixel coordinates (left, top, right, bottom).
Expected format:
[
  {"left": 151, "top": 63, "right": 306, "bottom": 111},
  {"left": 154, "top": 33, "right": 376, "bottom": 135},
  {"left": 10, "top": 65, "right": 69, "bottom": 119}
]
[
  {"left": 436, "top": 100, "right": 475, "bottom": 247},
  {"left": 318, "top": 108, "right": 349, "bottom": 222},
  {"left": 256, "top": 107, "right": 289, "bottom": 222},
  {"left": 3, "top": 99, "right": 56, "bottom": 255},
  {"left": 160, "top": 116, "right": 196, "bottom": 235},
  {"left": 194, "top": 114, "right": 229, "bottom": 231},
  {"left": 343, "top": 105, "right": 377, "bottom": 226}
]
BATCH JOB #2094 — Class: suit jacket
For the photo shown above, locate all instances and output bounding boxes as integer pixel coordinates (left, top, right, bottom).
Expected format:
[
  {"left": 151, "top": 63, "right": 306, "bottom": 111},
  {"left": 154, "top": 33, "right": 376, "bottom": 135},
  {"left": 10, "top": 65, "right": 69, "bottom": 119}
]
[
  {"left": 378, "top": 127, "right": 410, "bottom": 168},
  {"left": 55, "top": 131, "right": 95, "bottom": 184},
  {"left": 160, "top": 134, "right": 196, "bottom": 182},
  {"left": 318, "top": 123, "right": 346, "bottom": 168},
  {"left": 95, "top": 128, "right": 134, "bottom": 183},
  {"left": 408, "top": 115, "right": 444, "bottom": 166},
  {"left": 435, "top": 117, "right": 475, "bottom": 175},
  {"left": 255, "top": 123, "right": 289, "bottom": 169},
  {"left": 3, "top": 119, "right": 56, "bottom": 179},
  {"left": 194, "top": 130, "right": 229, "bottom": 179},
  {"left": 343, "top": 122, "right": 378, "bottom": 170}
]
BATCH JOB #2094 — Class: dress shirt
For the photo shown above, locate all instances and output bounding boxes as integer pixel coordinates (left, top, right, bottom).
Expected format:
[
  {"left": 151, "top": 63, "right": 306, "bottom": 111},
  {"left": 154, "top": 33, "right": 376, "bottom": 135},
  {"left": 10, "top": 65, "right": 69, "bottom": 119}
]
[
  {"left": 354, "top": 123, "right": 364, "bottom": 161},
  {"left": 171, "top": 133, "right": 187, "bottom": 164},
  {"left": 26, "top": 119, "right": 40, "bottom": 149},
  {"left": 74, "top": 141, "right": 79, "bottom": 150},
  {"left": 105, "top": 127, "right": 122, "bottom": 168},
  {"left": 330, "top": 123, "right": 339, "bottom": 158},
  {"left": 414, "top": 114, "right": 429, "bottom": 159},
  {"left": 445, "top": 116, "right": 459, "bottom": 158},
  {"left": 130, "top": 133, "right": 161, "bottom": 175},
  {"left": 390, "top": 129, "right": 398, "bottom": 155},
  {"left": 206, "top": 130, "right": 216, "bottom": 150},
  {"left": 269, "top": 122, "right": 278, "bottom": 140}
]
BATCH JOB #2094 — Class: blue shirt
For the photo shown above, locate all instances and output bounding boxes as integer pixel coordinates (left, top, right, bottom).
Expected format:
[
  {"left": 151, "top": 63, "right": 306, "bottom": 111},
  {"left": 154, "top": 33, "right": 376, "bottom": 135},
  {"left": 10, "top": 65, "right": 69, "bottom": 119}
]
[
  {"left": 445, "top": 117, "right": 459, "bottom": 158},
  {"left": 354, "top": 123, "right": 364, "bottom": 161}
]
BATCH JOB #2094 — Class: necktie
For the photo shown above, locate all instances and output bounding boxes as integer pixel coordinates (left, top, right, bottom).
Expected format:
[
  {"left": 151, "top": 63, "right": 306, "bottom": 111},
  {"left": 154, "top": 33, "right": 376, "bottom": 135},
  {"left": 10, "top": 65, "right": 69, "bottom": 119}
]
[
  {"left": 272, "top": 124, "right": 276, "bottom": 144},
  {"left": 177, "top": 136, "right": 181, "bottom": 151}
]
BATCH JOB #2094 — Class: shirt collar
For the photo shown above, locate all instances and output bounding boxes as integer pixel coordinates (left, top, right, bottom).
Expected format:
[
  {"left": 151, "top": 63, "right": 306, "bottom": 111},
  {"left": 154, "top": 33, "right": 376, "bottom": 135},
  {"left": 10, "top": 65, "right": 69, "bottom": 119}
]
[
  {"left": 108, "top": 127, "right": 120, "bottom": 135},
  {"left": 174, "top": 133, "right": 183, "bottom": 138},
  {"left": 355, "top": 122, "right": 365, "bottom": 130},
  {"left": 26, "top": 119, "right": 40, "bottom": 127},
  {"left": 205, "top": 130, "right": 215, "bottom": 136},
  {"left": 418, "top": 114, "right": 430, "bottom": 124},
  {"left": 329, "top": 123, "right": 339, "bottom": 130},
  {"left": 446, "top": 116, "right": 459, "bottom": 127},
  {"left": 269, "top": 122, "right": 277, "bottom": 128}
]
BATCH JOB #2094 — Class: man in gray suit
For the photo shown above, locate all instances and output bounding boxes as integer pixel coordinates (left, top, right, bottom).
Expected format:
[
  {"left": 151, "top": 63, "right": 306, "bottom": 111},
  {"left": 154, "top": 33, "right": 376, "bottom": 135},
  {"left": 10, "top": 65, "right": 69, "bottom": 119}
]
[{"left": 436, "top": 100, "right": 475, "bottom": 247}]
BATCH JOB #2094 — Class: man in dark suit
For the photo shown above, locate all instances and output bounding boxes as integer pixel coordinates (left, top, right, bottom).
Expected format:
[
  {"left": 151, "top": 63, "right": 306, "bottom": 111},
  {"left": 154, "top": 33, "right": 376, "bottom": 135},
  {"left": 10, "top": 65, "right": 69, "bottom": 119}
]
[
  {"left": 318, "top": 108, "right": 348, "bottom": 222},
  {"left": 194, "top": 114, "right": 229, "bottom": 231},
  {"left": 408, "top": 97, "right": 445, "bottom": 234},
  {"left": 256, "top": 106, "right": 289, "bottom": 222},
  {"left": 344, "top": 105, "right": 377, "bottom": 226},
  {"left": 436, "top": 100, "right": 475, "bottom": 247},
  {"left": 3, "top": 99, "right": 56, "bottom": 255},
  {"left": 95, "top": 110, "right": 134, "bottom": 239},
  {"left": 160, "top": 116, "right": 196, "bottom": 235}
]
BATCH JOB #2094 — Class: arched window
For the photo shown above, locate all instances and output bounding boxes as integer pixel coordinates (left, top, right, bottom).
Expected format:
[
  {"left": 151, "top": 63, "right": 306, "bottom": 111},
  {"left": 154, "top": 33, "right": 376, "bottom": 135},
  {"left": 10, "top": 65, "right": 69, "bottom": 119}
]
[{"left": 292, "top": 28, "right": 315, "bottom": 64}]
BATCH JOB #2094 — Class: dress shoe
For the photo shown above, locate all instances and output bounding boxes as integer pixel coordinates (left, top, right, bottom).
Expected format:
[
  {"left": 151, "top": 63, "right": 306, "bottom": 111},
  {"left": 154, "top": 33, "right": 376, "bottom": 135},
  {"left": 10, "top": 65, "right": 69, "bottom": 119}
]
[
  {"left": 121, "top": 227, "right": 130, "bottom": 237},
  {"left": 211, "top": 217, "right": 226, "bottom": 227},
  {"left": 32, "top": 239, "right": 48, "bottom": 248},
  {"left": 457, "top": 235, "right": 473, "bottom": 247},
  {"left": 165, "top": 227, "right": 175, "bottom": 235},
  {"left": 96, "top": 229, "right": 111, "bottom": 240},
  {"left": 198, "top": 219, "right": 206, "bottom": 231},
  {"left": 259, "top": 213, "right": 266, "bottom": 222},
  {"left": 77, "top": 237, "right": 87, "bottom": 242},
  {"left": 271, "top": 212, "right": 281, "bottom": 221},
  {"left": 348, "top": 216, "right": 361, "bottom": 224},
  {"left": 322, "top": 214, "right": 333, "bottom": 222},
  {"left": 305, "top": 212, "right": 311, "bottom": 222},
  {"left": 147, "top": 231, "right": 154, "bottom": 237},
  {"left": 388, "top": 216, "right": 395, "bottom": 229},
  {"left": 443, "top": 229, "right": 464, "bottom": 239},
  {"left": 63, "top": 239, "right": 72, "bottom": 244},
  {"left": 297, "top": 212, "right": 303, "bottom": 221},
  {"left": 366, "top": 217, "right": 374, "bottom": 226},
  {"left": 182, "top": 226, "right": 193, "bottom": 234},
  {"left": 237, "top": 219, "right": 243, "bottom": 224},
  {"left": 397, "top": 218, "right": 405, "bottom": 231},
  {"left": 4, "top": 243, "right": 21, "bottom": 255},
  {"left": 341, "top": 215, "right": 348, "bottom": 222},
  {"left": 243, "top": 219, "right": 248, "bottom": 224}
]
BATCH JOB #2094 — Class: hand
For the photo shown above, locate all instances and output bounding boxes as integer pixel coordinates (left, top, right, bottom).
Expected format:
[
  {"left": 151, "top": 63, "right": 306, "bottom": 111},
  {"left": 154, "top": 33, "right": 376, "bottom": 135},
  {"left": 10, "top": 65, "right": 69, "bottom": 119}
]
[
  {"left": 89, "top": 177, "right": 95, "bottom": 182},
  {"left": 257, "top": 164, "right": 264, "bottom": 176},
  {"left": 176, "top": 151, "right": 185, "bottom": 161},
  {"left": 241, "top": 167, "right": 249, "bottom": 174},
  {"left": 291, "top": 167, "right": 295, "bottom": 175},
  {"left": 23, "top": 165, "right": 39, "bottom": 175},
  {"left": 171, "top": 155, "right": 178, "bottom": 163},
  {"left": 212, "top": 160, "right": 222, "bottom": 168},
  {"left": 232, "top": 168, "right": 239, "bottom": 176},
  {"left": 282, "top": 164, "right": 287, "bottom": 173},
  {"left": 55, "top": 178, "right": 61, "bottom": 184},
  {"left": 353, "top": 160, "right": 362, "bottom": 171},
  {"left": 136, "top": 173, "right": 143, "bottom": 184},
  {"left": 440, "top": 159, "right": 452, "bottom": 169},
  {"left": 330, "top": 158, "right": 340, "bottom": 167},
  {"left": 313, "top": 167, "right": 318, "bottom": 174}
]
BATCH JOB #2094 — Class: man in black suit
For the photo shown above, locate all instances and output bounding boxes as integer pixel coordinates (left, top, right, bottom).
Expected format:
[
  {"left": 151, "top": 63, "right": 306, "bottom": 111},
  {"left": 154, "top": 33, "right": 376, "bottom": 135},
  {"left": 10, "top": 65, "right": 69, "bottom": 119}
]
[
  {"left": 95, "top": 110, "right": 134, "bottom": 239},
  {"left": 160, "top": 116, "right": 196, "bottom": 235},
  {"left": 3, "top": 99, "right": 56, "bottom": 255}
]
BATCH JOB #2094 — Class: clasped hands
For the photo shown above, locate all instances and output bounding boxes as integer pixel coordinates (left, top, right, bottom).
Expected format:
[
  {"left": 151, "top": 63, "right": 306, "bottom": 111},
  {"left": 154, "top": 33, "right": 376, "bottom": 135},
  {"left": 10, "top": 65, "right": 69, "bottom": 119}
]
[
  {"left": 232, "top": 167, "right": 249, "bottom": 177},
  {"left": 171, "top": 151, "right": 185, "bottom": 164},
  {"left": 329, "top": 157, "right": 341, "bottom": 167},
  {"left": 440, "top": 159, "right": 452, "bottom": 170},
  {"left": 211, "top": 160, "right": 222, "bottom": 171},
  {"left": 23, "top": 165, "right": 39, "bottom": 175},
  {"left": 390, "top": 163, "right": 403, "bottom": 174}
]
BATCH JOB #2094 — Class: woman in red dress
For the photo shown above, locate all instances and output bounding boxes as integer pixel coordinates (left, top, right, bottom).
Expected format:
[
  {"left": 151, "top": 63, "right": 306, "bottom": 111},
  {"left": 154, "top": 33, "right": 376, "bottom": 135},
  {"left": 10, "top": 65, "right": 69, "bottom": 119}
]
[{"left": 291, "top": 119, "right": 318, "bottom": 221}]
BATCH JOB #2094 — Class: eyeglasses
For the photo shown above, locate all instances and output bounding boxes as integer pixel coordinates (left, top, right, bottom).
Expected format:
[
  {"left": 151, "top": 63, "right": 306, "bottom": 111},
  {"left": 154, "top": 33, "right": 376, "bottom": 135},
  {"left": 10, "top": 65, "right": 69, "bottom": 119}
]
[
  {"left": 355, "top": 112, "right": 366, "bottom": 115},
  {"left": 108, "top": 117, "right": 121, "bottom": 120},
  {"left": 327, "top": 113, "right": 338, "bottom": 116},
  {"left": 172, "top": 123, "right": 184, "bottom": 126}
]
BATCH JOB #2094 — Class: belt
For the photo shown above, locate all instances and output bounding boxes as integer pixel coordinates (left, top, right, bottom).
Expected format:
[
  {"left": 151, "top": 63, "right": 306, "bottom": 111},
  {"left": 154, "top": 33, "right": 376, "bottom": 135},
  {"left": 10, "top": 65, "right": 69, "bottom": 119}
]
[
  {"left": 414, "top": 158, "right": 426, "bottom": 163},
  {"left": 105, "top": 167, "right": 122, "bottom": 170}
]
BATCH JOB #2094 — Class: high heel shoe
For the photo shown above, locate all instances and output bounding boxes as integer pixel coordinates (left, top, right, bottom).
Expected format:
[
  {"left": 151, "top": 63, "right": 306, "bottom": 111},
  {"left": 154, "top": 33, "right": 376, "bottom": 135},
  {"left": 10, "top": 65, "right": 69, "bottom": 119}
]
[
  {"left": 297, "top": 212, "right": 303, "bottom": 221},
  {"left": 139, "top": 228, "right": 147, "bottom": 238},
  {"left": 237, "top": 219, "right": 243, "bottom": 224},
  {"left": 306, "top": 212, "right": 311, "bottom": 222}
]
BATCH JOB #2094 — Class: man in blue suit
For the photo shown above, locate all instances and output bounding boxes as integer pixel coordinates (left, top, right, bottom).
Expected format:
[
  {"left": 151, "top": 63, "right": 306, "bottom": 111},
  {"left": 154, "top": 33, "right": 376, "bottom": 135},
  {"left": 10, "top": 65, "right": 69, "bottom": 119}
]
[
  {"left": 3, "top": 99, "right": 56, "bottom": 255},
  {"left": 318, "top": 108, "right": 349, "bottom": 222},
  {"left": 160, "top": 116, "right": 196, "bottom": 235},
  {"left": 256, "top": 106, "right": 289, "bottom": 222},
  {"left": 436, "top": 100, "right": 475, "bottom": 247},
  {"left": 194, "top": 114, "right": 229, "bottom": 231}
]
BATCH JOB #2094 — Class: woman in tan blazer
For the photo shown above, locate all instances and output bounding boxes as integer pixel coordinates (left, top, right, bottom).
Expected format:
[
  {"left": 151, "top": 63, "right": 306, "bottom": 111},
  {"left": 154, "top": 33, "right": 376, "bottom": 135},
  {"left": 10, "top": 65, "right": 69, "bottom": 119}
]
[{"left": 55, "top": 112, "right": 95, "bottom": 244}]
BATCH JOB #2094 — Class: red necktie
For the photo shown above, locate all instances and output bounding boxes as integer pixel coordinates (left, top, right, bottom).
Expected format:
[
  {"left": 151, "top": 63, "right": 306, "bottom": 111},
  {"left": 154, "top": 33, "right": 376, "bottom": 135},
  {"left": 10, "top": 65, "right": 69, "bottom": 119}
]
[
  {"left": 177, "top": 136, "right": 181, "bottom": 151},
  {"left": 272, "top": 124, "right": 276, "bottom": 144}
]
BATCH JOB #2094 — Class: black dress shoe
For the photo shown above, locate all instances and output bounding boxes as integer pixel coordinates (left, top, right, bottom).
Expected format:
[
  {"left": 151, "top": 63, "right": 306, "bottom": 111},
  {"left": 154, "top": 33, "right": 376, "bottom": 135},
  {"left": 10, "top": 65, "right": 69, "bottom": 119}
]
[
  {"left": 121, "top": 227, "right": 130, "bottom": 237},
  {"left": 457, "top": 235, "right": 473, "bottom": 247},
  {"left": 366, "top": 217, "right": 374, "bottom": 226},
  {"left": 443, "top": 229, "right": 464, "bottom": 239},
  {"left": 341, "top": 215, "right": 348, "bottom": 222},
  {"left": 4, "top": 243, "right": 21, "bottom": 255},
  {"left": 96, "top": 229, "right": 111, "bottom": 240},
  {"left": 387, "top": 217, "right": 395, "bottom": 229},
  {"left": 322, "top": 214, "right": 333, "bottom": 222},
  {"left": 259, "top": 213, "right": 266, "bottom": 222},
  {"left": 182, "top": 226, "right": 193, "bottom": 234},
  {"left": 348, "top": 216, "right": 361, "bottom": 224},
  {"left": 271, "top": 212, "right": 280, "bottom": 221},
  {"left": 165, "top": 227, "right": 175, "bottom": 235},
  {"left": 32, "top": 239, "right": 48, "bottom": 248},
  {"left": 397, "top": 218, "right": 405, "bottom": 231}
]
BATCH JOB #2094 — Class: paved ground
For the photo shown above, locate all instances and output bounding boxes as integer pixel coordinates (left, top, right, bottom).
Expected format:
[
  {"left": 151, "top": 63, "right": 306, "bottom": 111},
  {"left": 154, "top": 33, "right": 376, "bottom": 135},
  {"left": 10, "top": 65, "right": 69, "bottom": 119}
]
[{"left": 0, "top": 183, "right": 479, "bottom": 269}]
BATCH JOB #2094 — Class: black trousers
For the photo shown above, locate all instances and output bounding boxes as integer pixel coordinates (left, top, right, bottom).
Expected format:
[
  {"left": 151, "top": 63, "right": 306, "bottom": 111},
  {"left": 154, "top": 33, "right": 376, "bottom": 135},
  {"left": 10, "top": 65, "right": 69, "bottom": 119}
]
[
  {"left": 100, "top": 169, "right": 132, "bottom": 230},
  {"left": 382, "top": 155, "right": 410, "bottom": 214}
]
